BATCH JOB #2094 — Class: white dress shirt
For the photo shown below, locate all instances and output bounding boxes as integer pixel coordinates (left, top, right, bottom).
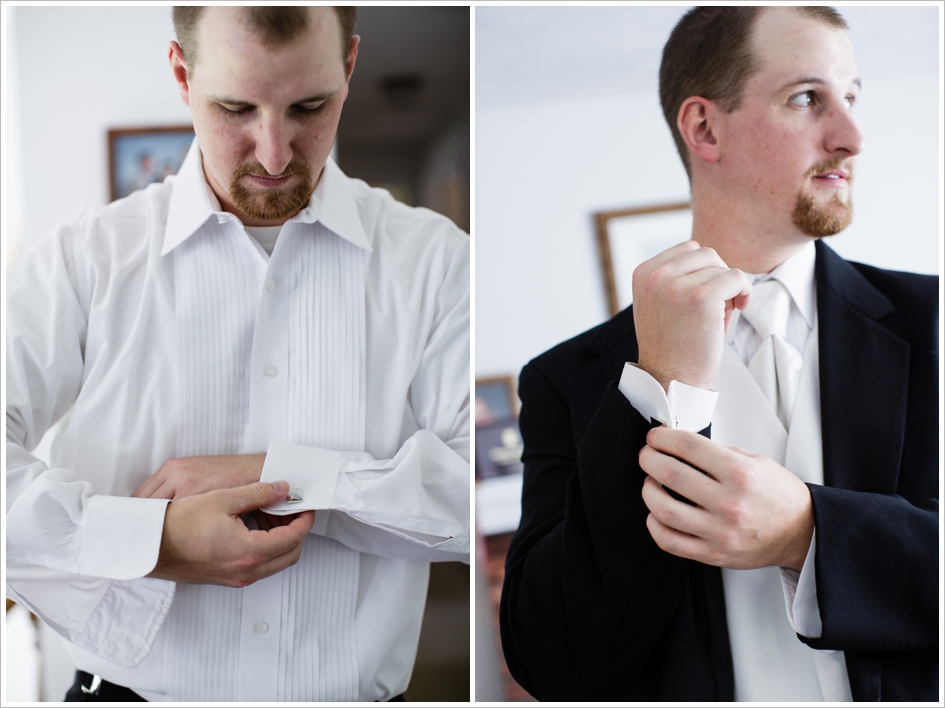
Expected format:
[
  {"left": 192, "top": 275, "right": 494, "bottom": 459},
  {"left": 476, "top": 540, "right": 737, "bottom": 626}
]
[
  {"left": 6, "top": 139, "right": 470, "bottom": 701},
  {"left": 619, "top": 242, "right": 851, "bottom": 701}
]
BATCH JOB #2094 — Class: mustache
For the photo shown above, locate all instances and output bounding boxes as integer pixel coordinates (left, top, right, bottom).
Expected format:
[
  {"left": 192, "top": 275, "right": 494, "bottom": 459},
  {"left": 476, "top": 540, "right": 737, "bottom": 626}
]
[
  {"left": 806, "top": 156, "right": 854, "bottom": 179},
  {"left": 232, "top": 161, "right": 312, "bottom": 180}
]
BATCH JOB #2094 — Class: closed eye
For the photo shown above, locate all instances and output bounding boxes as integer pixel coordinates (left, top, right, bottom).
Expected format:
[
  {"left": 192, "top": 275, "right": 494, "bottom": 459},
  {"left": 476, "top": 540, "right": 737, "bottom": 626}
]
[
  {"left": 219, "top": 103, "right": 254, "bottom": 117},
  {"left": 292, "top": 102, "right": 327, "bottom": 116}
]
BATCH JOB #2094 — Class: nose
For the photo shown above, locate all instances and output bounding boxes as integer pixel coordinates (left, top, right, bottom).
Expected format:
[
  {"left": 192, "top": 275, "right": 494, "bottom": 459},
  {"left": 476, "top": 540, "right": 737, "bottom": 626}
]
[
  {"left": 254, "top": 114, "right": 293, "bottom": 175},
  {"left": 824, "top": 103, "right": 864, "bottom": 158}
]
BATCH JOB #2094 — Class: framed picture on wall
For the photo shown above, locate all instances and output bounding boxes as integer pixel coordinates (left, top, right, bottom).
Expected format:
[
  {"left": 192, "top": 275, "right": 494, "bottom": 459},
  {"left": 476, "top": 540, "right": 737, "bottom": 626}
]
[
  {"left": 475, "top": 375, "right": 517, "bottom": 427},
  {"left": 108, "top": 126, "right": 196, "bottom": 202},
  {"left": 595, "top": 202, "right": 692, "bottom": 318}
]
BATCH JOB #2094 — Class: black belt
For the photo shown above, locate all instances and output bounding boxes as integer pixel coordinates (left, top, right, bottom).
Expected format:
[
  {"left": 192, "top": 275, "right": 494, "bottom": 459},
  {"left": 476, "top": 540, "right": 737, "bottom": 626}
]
[
  {"left": 66, "top": 670, "right": 406, "bottom": 701},
  {"left": 65, "top": 671, "right": 146, "bottom": 702}
]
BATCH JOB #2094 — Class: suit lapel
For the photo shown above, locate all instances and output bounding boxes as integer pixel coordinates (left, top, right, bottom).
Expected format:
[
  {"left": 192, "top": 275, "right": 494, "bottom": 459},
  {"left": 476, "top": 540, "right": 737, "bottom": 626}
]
[{"left": 815, "top": 241, "right": 910, "bottom": 493}]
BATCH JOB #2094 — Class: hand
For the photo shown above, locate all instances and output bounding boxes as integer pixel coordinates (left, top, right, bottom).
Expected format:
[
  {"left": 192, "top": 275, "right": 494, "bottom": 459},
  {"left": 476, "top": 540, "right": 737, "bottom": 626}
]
[
  {"left": 148, "top": 481, "right": 315, "bottom": 587},
  {"left": 132, "top": 453, "right": 266, "bottom": 500},
  {"left": 254, "top": 509, "right": 306, "bottom": 531},
  {"left": 632, "top": 240, "right": 752, "bottom": 390},
  {"left": 639, "top": 427, "right": 814, "bottom": 571}
]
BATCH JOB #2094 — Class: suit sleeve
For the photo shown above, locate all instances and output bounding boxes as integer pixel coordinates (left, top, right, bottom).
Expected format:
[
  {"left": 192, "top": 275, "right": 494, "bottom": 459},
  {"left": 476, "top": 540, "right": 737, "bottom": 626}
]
[
  {"left": 499, "top": 362, "right": 698, "bottom": 700},
  {"left": 804, "top": 271, "right": 938, "bottom": 657}
]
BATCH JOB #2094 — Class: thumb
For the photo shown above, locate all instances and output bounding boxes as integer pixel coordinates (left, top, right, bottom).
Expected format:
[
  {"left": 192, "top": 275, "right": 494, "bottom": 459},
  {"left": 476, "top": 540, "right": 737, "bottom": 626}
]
[{"left": 224, "top": 481, "right": 290, "bottom": 515}]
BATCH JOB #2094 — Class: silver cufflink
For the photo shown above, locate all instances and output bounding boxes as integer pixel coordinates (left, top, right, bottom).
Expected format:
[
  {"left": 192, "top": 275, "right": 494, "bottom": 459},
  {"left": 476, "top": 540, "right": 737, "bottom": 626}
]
[
  {"left": 286, "top": 488, "right": 304, "bottom": 503},
  {"left": 81, "top": 675, "right": 103, "bottom": 695}
]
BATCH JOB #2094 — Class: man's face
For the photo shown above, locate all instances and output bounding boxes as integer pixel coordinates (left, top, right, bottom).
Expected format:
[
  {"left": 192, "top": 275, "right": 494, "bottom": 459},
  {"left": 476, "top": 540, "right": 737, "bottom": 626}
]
[
  {"left": 172, "top": 7, "right": 355, "bottom": 226},
  {"left": 714, "top": 8, "right": 863, "bottom": 239}
]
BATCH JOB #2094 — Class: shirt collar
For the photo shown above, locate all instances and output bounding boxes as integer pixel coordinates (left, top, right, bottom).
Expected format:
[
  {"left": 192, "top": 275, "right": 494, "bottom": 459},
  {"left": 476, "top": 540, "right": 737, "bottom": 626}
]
[
  {"left": 162, "top": 138, "right": 372, "bottom": 256},
  {"left": 742, "top": 240, "right": 817, "bottom": 330},
  {"left": 727, "top": 240, "right": 817, "bottom": 339}
]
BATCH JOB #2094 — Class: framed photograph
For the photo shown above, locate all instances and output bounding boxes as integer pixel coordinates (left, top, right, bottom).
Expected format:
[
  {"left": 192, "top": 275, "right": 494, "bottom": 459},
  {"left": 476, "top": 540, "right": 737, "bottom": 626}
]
[
  {"left": 475, "top": 375, "right": 517, "bottom": 426},
  {"left": 595, "top": 202, "right": 692, "bottom": 318},
  {"left": 108, "top": 126, "right": 196, "bottom": 202},
  {"left": 474, "top": 419, "right": 524, "bottom": 481}
]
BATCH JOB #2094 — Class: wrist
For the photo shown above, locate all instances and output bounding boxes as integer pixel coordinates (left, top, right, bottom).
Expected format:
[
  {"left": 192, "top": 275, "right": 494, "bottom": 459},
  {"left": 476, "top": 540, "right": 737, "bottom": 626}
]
[
  {"left": 780, "top": 490, "right": 814, "bottom": 572},
  {"left": 636, "top": 358, "right": 712, "bottom": 393}
]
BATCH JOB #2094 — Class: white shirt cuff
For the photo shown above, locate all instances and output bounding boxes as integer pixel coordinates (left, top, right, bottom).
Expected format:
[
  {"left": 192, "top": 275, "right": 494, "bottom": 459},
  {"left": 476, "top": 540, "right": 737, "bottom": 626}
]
[
  {"left": 79, "top": 496, "right": 170, "bottom": 579},
  {"left": 780, "top": 529, "right": 823, "bottom": 638},
  {"left": 258, "top": 441, "right": 340, "bottom": 514},
  {"left": 617, "top": 362, "right": 717, "bottom": 431}
]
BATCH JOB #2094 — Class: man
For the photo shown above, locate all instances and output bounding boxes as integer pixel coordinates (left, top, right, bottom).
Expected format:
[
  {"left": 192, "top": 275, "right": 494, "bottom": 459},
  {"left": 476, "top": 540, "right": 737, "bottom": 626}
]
[
  {"left": 6, "top": 6, "right": 469, "bottom": 702},
  {"left": 500, "top": 6, "right": 937, "bottom": 702}
]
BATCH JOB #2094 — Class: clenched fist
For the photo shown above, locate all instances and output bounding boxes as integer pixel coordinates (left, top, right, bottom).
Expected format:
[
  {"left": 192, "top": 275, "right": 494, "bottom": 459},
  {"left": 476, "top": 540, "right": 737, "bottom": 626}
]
[{"left": 632, "top": 240, "right": 752, "bottom": 391}]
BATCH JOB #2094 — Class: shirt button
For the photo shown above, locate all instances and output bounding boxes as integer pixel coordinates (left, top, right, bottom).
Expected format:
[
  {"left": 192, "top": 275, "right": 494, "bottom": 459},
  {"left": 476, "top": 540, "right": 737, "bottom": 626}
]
[
  {"left": 255, "top": 622, "right": 269, "bottom": 635},
  {"left": 266, "top": 279, "right": 277, "bottom": 291},
  {"left": 265, "top": 365, "right": 277, "bottom": 378}
]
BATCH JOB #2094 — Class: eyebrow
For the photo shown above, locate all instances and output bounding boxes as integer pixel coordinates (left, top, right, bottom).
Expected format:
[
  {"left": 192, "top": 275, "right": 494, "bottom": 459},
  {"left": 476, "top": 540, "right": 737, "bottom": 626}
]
[
  {"left": 778, "top": 76, "right": 862, "bottom": 92},
  {"left": 208, "top": 91, "right": 337, "bottom": 106}
]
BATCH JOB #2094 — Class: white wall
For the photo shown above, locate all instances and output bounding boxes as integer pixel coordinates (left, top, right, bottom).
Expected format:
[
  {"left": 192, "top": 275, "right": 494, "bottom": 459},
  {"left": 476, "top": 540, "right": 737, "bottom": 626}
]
[
  {"left": 9, "top": 6, "right": 191, "bottom": 262},
  {"left": 475, "top": 6, "right": 941, "bottom": 381}
]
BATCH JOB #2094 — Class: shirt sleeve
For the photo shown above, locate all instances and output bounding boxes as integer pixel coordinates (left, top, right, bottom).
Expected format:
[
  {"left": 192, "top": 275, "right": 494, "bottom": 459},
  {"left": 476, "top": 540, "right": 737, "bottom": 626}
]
[
  {"left": 779, "top": 531, "right": 822, "bottom": 637},
  {"left": 259, "top": 231, "right": 470, "bottom": 563},
  {"left": 617, "top": 362, "right": 718, "bottom": 431},
  {"left": 259, "top": 433, "right": 468, "bottom": 562},
  {"left": 6, "top": 227, "right": 175, "bottom": 668}
]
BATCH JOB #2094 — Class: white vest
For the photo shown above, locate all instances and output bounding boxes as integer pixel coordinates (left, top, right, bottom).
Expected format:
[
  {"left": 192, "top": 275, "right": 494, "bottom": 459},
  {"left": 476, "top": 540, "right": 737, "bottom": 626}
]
[{"left": 711, "top": 325, "right": 852, "bottom": 701}]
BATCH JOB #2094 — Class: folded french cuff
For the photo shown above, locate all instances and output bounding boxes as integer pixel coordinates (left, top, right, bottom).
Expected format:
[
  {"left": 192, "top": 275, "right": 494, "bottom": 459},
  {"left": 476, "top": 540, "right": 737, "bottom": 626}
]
[
  {"left": 259, "top": 441, "right": 340, "bottom": 514},
  {"left": 780, "top": 529, "right": 823, "bottom": 638},
  {"left": 80, "top": 496, "right": 170, "bottom": 579},
  {"left": 618, "top": 362, "right": 718, "bottom": 431}
]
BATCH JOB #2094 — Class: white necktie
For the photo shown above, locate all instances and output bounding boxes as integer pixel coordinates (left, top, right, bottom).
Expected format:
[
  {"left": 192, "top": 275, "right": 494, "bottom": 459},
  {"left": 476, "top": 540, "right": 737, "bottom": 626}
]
[{"left": 741, "top": 278, "right": 804, "bottom": 431}]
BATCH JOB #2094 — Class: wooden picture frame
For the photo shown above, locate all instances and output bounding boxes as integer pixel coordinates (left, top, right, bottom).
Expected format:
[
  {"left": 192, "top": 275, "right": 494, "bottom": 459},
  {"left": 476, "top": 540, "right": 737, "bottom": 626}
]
[
  {"left": 108, "top": 125, "right": 196, "bottom": 202},
  {"left": 475, "top": 375, "right": 518, "bottom": 425},
  {"left": 594, "top": 202, "right": 692, "bottom": 318}
]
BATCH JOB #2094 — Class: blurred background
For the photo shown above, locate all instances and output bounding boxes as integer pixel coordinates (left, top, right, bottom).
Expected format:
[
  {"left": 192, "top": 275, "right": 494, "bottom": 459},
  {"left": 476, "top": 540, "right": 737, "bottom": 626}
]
[
  {"left": 474, "top": 6, "right": 940, "bottom": 701},
  {"left": 4, "top": 5, "right": 470, "bottom": 702}
]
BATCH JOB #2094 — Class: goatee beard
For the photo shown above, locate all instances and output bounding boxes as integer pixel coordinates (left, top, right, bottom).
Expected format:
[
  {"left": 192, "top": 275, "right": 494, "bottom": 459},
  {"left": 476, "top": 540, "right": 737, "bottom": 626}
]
[
  {"left": 229, "top": 161, "right": 314, "bottom": 222},
  {"left": 791, "top": 157, "right": 854, "bottom": 238}
]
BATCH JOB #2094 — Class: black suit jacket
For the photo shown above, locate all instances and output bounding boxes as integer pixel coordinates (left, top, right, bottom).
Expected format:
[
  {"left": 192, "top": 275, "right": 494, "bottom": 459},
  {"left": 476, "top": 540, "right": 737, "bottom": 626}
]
[{"left": 500, "top": 241, "right": 938, "bottom": 701}]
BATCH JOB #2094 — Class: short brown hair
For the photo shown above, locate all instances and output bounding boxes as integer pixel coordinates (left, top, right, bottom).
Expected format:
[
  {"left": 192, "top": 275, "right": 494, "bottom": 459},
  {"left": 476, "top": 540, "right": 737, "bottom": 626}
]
[
  {"left": 172, "top": 6, "right": 358, "bottom": 73},
  {"left": 659, "top": 6, "right": 847, "bottom": 177}
]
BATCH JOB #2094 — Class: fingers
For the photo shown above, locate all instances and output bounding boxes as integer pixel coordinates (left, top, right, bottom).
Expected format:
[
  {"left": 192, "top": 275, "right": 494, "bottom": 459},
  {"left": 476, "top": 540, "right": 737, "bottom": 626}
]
[
  {"left": 639, "top": 444, "right": 718, "bottom": 506},
  {"left": 645, "top": 254, "right": 750, "bottom": 316},
  {"left": 645, "top": 427, "right": 740, "bottom": 483},
  {"left": 664, "top": 245, "right": 729, "bottom": 275},
  {"left": 682, "top": 265, "right": 751, "bottom": 302},
  {"left": 223, "top": 481, "right": 291, "bottom": 515},
  {"left": 254, "top": 510, "right": 304, "bottom": 531},
  {"left": 131, "top": 472, "right": 162, "bottom": 499},
  {"left": 640, "top": 239, "right": 701, "bottom": 269},
  {"left": 247, "top": 510, "right": 315, "bottom": 559},
  {"left": 636, "top": 244, "right": 724, "bottom": 288},
  {"left": 253, "top": 509, "right": 275, "bottom": 531},
  {"left": 641, "top": 474, "right": 712, "bottom": 534},
  {"left": 242, "top": 511, "right": 315, "bottom": 565},
  {"left": 645, "top": 513, "right": 719, "bottom": 566},
  {"left": 254, "top": 509, "right": 274, "bottom": 531},
  {"left": 245, "top": 535, "right": 309, "bottom": 582}
]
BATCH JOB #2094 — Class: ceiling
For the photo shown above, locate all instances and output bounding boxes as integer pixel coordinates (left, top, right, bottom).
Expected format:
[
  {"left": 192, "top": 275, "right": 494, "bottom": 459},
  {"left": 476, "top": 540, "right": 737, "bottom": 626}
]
[{"left": 476, "top": 6, "right": 940, "bottom": 112}]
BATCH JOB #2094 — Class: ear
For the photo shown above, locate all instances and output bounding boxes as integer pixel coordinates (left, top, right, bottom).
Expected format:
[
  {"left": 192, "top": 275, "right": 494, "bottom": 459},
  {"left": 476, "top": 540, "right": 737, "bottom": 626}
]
[
  {"left": 677, "top": 96, "right": 720, "bottom": 166},
  {"left": 344, "top": 35, "right": 360, "bottom": 84},
  {"left": 168, "top": 41, "right": 191, "bottom": 107}
]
